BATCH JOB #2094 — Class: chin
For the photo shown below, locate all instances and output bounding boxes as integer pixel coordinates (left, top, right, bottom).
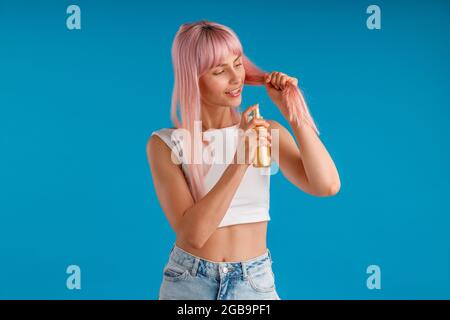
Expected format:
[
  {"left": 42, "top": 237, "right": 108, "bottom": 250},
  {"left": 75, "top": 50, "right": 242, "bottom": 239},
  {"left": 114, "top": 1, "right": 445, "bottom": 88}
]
[{"left": 223, "top": 98, "right": 242, "bottom": 108}]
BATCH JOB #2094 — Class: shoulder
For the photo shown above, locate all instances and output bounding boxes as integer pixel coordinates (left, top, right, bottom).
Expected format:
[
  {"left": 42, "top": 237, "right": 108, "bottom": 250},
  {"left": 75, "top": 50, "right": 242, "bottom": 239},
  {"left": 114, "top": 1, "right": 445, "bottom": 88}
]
[
  {"left": 146, "top": 127, "right": 183, "bottom": 165},
  {"left": 266, "top": 119, "right": 289, "bottom": 134},
  {"left": 266, "top": 119, "right": 282, "bottom": 129},
  {"left": 147, "top": 128, "right": 170, "bottom": 150}
]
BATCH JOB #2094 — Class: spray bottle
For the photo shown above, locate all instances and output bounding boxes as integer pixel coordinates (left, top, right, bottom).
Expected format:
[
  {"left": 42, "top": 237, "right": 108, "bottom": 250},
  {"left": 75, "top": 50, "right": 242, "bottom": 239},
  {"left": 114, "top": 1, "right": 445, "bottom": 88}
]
[{"left": 251, "top": 106, "right": 271, "bottom": 168}]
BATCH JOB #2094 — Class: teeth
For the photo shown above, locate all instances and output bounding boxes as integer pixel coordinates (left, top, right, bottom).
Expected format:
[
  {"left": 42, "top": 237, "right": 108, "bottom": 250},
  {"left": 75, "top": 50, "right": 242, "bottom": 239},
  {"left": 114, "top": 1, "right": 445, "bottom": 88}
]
[{"left": 226, "top": 88, "right": 240, "bottom": 94}]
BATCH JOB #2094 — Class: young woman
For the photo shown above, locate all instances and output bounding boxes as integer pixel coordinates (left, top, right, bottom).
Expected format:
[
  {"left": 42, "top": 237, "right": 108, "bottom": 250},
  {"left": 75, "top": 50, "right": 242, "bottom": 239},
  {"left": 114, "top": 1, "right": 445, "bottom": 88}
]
[{"left": 147, "top": 20, "right": 340, "bottom": 300}]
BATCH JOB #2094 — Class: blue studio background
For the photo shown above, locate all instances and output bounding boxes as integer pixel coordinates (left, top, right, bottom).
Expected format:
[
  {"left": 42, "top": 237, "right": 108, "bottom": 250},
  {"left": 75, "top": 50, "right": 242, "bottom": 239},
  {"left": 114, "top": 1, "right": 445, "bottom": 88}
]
[{"left": 1, "top": 0, "right": 449, "bottom": 299}]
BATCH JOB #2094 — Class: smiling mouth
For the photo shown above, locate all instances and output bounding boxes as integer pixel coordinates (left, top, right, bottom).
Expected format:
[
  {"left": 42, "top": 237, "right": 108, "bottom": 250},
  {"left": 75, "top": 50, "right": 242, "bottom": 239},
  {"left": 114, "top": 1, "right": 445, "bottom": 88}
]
[{"left": 225, "top": 87, "right": 242, "bottom": 97}]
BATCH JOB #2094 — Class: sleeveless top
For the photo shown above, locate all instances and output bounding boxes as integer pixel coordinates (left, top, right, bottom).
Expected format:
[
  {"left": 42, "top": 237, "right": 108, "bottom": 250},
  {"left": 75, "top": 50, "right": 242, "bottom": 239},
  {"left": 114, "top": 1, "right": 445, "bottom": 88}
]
[{"left": 151, "top": 123, "right": 271, "bottom": 228}]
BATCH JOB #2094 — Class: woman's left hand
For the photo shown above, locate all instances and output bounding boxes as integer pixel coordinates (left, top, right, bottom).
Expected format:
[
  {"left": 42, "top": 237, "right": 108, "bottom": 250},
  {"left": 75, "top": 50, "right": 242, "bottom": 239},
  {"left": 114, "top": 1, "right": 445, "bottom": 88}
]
[{"left": 265, "top": 71, "right": 298, "bottom": 119}]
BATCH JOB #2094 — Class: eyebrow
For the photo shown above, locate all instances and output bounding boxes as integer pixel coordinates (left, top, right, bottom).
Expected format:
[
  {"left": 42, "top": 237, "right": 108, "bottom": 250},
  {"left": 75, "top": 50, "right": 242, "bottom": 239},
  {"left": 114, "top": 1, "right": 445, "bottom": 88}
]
[{"left": 215, "top": 55, "right": 242, "bottom": 68}]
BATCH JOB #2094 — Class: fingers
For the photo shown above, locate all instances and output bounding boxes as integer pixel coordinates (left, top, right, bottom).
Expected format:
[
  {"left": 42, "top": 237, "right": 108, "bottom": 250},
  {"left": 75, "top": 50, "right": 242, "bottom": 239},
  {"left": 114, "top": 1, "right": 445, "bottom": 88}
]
[
  {"left": 265, "top": 72, "right": 276, "bottom": 88},
  {"left": 266, "top": 71, "right": 282, "bottom": 90},
  {"left": 245, "top": 119, "right": 272, "bottom": 147},
  {"left": 275, "top": 72, "right": 282, "bottom": 89},
  {"left": 281, "top": 76, "right": 288, "bottom": 89},
  {"left": 258, "top": 135, "right": 272, "bottom": 147},
  {"left": 267, "top": 72, "right": 277, "bottom": 89},
  {"left": 288, "top": 77, "right": 298, "bottom": 87},
  {"left": 246, "top": 117, "right": 270, "bottom": 130},
  {"left": 242, "top": 104, "right": 259, "bottom": 123},
  {"left": 257, "top": 130, "right": 272, "bottom": 142},
  {"left": 235, "top": 116, "right": 272, "bottom": 165},
  {"left": 265, "top": 71, "right": 297, "bottom": 90}
]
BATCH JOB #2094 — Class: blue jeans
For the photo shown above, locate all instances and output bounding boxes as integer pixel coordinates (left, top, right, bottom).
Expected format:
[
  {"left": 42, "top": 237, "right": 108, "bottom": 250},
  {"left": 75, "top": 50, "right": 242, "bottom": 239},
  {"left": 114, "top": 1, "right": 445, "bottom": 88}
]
[{"left": 158, "top": 244, "right": 281, "bottom": 300}]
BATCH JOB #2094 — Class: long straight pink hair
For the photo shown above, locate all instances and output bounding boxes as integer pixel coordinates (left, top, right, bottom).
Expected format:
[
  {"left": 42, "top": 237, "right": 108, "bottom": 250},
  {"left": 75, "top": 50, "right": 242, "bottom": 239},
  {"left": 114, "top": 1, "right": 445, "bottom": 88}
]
[{"left": 170, "top": 20, "right": 320, "bottom": 202}]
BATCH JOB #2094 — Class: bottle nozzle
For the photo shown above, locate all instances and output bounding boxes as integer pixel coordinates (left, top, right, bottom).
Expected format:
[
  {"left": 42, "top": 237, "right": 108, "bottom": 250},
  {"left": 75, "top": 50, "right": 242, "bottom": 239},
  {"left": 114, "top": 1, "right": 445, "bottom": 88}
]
[
  {"left": 254, "top": 107, "right": 261, "bottom": 119},
  {"left": 252, "top": 105, "right": 264, "bottom": 120}
]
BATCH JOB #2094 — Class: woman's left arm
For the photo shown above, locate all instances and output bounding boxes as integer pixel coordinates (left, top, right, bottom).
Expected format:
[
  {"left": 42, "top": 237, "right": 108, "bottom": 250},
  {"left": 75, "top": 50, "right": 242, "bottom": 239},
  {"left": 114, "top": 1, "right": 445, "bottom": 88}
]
[{"left": 265, "top": 71, "right": 341, "bottom": 197}]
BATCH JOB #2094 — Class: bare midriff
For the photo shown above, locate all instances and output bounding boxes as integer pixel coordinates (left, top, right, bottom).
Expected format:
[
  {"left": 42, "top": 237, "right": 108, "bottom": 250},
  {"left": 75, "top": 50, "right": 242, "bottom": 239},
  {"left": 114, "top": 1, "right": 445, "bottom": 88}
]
[{"left": 175, "top": 221, "right": 268, "bottom": 262}]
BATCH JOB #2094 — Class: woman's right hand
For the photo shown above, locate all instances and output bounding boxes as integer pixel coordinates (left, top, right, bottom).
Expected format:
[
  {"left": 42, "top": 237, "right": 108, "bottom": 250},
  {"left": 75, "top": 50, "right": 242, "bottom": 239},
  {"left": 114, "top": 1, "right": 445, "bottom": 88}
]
[{"left": 233, "top": 104, "right": 272, "bottom": 167}]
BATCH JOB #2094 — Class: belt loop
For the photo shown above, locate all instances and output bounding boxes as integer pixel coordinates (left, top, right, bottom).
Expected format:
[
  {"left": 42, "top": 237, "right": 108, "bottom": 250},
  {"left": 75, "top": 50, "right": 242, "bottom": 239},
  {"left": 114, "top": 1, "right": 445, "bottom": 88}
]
[
  {"left": 241, "top": 261, "right": 248, "bottom": 280},
  {"left": 191, "top": 257, "right": 200, "bottom": 277}
]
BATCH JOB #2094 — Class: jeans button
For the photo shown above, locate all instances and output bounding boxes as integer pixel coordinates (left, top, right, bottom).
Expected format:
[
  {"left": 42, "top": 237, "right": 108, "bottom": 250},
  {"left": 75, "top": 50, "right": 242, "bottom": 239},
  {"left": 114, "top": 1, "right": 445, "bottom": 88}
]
[{"left": 222, "top": 266, "right": 228, "bottom": 274}]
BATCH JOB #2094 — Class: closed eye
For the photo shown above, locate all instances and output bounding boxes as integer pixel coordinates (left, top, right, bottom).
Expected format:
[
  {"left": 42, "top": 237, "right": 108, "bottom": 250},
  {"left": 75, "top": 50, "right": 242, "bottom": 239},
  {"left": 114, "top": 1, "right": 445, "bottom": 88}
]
[{"left": 213, "top": 63, "right": 243, "bottom": 75}]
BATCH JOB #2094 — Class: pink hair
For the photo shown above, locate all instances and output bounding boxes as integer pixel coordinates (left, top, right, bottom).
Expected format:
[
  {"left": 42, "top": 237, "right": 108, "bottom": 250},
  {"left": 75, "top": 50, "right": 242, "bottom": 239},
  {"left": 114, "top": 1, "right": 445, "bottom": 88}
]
[{"left": 170, "top": 20, "right": 320, "bottom": 202}]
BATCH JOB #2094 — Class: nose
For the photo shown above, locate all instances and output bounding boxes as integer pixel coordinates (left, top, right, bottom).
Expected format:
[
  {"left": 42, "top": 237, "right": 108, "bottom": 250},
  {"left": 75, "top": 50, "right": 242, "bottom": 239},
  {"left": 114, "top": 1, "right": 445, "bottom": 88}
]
[{"left": 229, "top": 69, "right": 241, "bottom": 85}]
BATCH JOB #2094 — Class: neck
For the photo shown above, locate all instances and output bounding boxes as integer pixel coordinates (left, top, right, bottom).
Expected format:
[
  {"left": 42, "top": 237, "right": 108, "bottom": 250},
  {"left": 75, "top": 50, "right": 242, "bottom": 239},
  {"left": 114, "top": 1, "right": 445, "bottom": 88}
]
[{"left": 200, "top": 101, "right": 237, "bottom": 131}]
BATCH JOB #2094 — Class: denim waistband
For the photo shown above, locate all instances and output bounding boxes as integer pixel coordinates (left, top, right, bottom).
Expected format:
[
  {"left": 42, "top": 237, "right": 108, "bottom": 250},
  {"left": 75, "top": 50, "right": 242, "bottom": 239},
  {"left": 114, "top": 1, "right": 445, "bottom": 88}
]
[{"left": 167, "top": 244, "right": 273, "bottom": 281}]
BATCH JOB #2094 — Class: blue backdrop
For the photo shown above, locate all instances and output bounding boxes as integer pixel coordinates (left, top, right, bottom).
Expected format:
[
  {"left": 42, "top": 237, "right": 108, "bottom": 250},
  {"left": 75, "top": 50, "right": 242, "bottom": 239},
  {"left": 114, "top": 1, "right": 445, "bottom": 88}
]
[{"left": 0, "top": 0, "right": 449, "bottom": 299}]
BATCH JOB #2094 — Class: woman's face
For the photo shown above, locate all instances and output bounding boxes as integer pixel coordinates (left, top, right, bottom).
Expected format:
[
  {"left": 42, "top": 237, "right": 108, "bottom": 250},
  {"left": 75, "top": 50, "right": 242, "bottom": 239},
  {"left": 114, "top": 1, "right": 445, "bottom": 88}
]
[{"left": 199, "top": 53, "right": 245, "bottom": 108}]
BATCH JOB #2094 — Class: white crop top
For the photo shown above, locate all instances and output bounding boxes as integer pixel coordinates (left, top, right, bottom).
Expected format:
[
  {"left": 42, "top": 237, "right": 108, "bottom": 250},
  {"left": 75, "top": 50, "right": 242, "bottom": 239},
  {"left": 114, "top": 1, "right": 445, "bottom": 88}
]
[{"left": 151, "top": 123, "right": 272, "bottom": 228}]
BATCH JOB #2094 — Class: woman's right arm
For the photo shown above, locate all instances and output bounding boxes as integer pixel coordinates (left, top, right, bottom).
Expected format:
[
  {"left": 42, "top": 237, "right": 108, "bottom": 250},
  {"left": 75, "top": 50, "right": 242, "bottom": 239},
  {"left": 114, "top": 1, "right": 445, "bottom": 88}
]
[
  {"left": 146, "top": 105, "right": 271, "bottom": 249},
  {"left": 147, "top": 135, "right": 249, "bottom": 249}
]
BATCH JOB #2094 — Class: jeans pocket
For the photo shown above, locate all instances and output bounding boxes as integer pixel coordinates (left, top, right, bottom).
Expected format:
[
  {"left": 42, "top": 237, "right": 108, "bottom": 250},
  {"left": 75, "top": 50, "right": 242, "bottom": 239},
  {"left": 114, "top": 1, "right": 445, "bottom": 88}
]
[
  {"left": 248, "top": 266, "right": 276, "bottom": 293},
  {"left": 163, "top": 262, "right": 191, "bottom": 282}
]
